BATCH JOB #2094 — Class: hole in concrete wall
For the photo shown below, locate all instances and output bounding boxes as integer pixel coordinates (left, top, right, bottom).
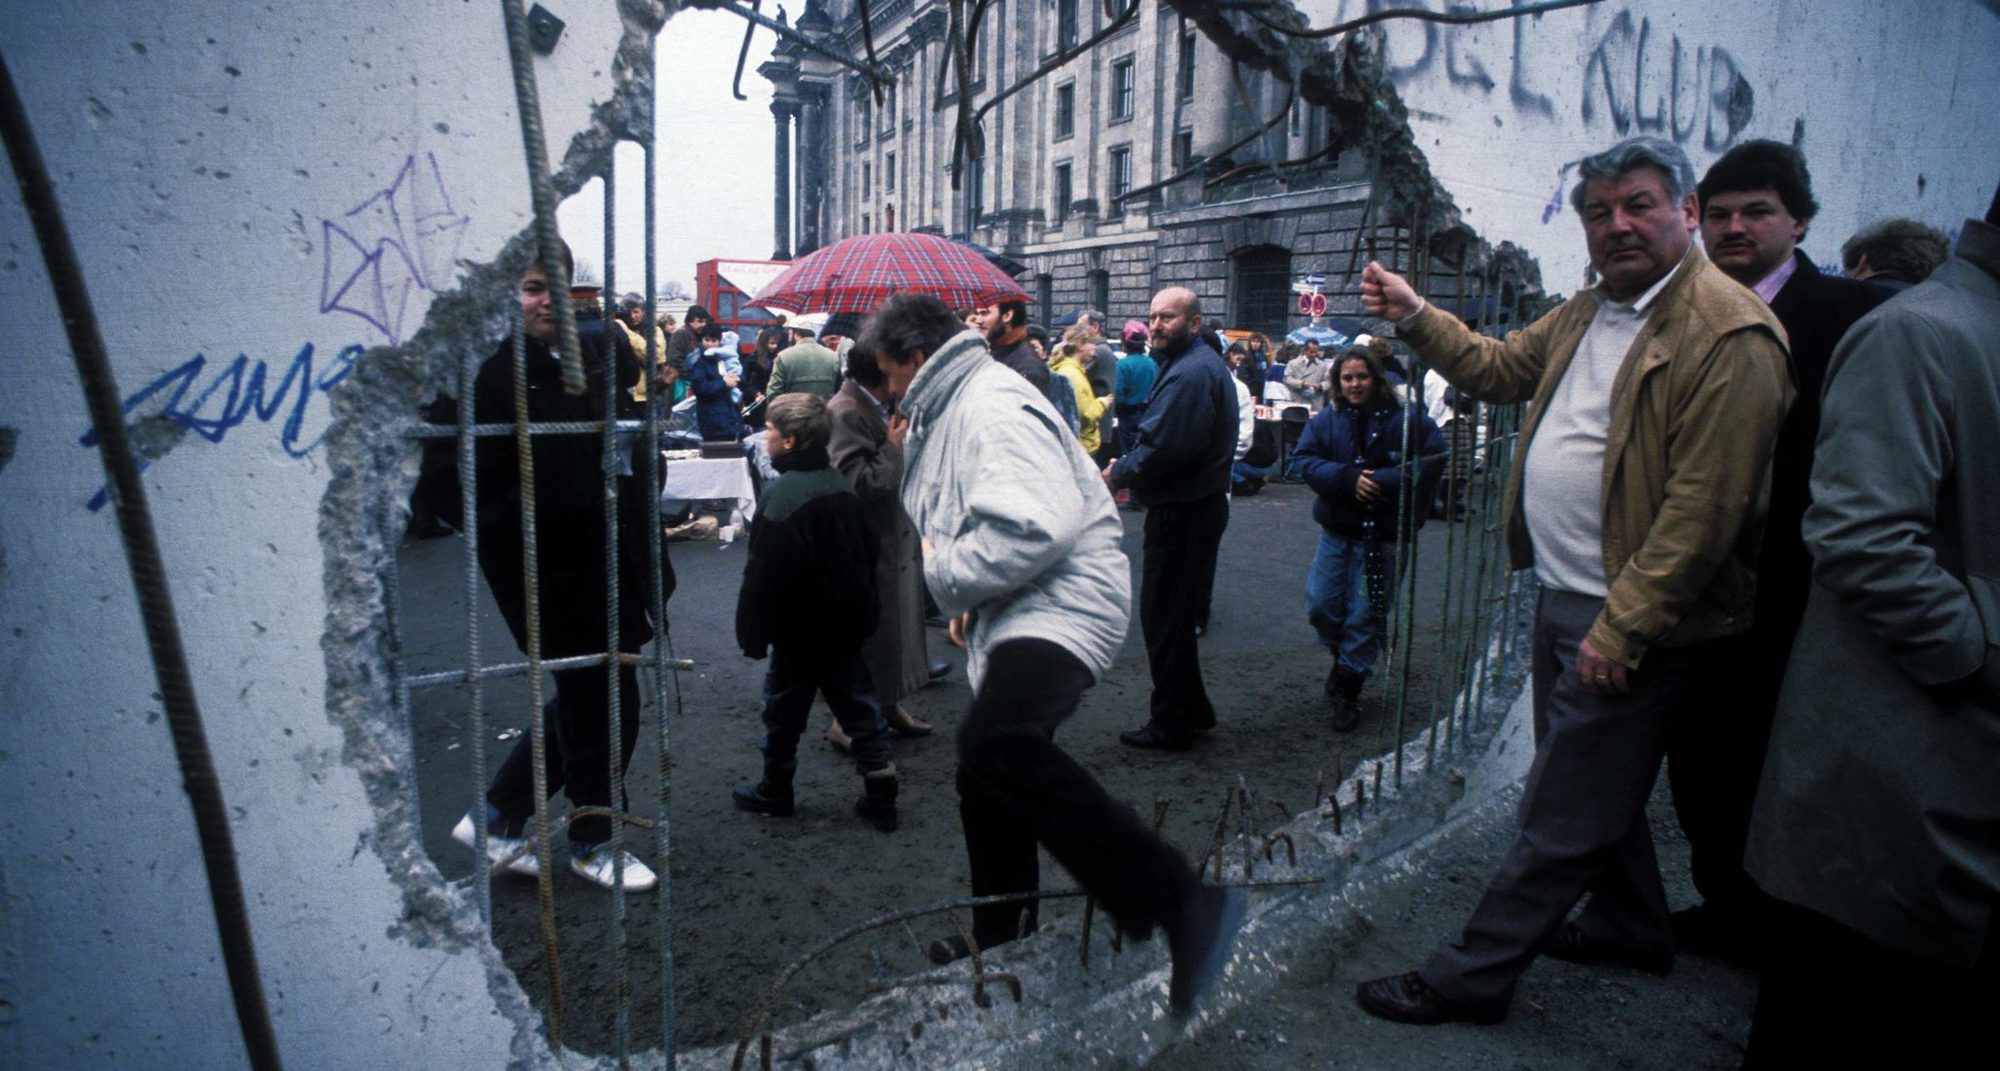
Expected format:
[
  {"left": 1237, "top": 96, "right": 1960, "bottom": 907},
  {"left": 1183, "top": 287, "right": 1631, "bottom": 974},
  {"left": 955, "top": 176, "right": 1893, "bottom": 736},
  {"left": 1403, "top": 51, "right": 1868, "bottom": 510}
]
[
  {"left": 395, "top": 158, "right": 685, "bottom": 1057},
  {"left": 312, "top": 6, "right": 680, "bottom": 1059}
]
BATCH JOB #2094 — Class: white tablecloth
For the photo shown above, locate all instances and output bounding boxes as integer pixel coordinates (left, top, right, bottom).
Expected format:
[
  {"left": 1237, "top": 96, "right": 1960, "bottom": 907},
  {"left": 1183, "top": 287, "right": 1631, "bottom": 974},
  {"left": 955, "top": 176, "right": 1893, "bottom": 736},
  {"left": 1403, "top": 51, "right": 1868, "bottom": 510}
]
[{"left": 660, "top": 455, "right": 757, "bottom": 527}]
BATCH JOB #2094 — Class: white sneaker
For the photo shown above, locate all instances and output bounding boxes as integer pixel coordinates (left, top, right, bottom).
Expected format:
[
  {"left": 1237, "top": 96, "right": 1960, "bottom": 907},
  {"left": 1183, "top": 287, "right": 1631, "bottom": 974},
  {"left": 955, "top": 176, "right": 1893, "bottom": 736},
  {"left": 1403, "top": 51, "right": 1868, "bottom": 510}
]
[
  {"left": 569, "top": 845, "right": 658, "bottom": 891},
  {"left": 451, "top": 813, "right": 540, "bottom": 878}
]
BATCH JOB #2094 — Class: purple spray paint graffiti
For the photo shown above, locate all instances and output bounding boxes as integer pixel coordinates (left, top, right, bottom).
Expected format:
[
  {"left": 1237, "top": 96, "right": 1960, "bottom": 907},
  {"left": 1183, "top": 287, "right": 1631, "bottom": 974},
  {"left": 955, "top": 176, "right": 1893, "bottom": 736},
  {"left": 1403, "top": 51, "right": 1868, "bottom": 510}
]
[{"left": 320, "top": 153, "right": 470, "bottom": 345}]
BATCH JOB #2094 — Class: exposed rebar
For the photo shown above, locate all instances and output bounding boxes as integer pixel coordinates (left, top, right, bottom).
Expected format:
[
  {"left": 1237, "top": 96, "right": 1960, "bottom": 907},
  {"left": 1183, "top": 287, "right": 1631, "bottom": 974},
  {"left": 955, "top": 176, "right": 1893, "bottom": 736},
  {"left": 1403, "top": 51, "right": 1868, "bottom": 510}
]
[{"left": 0, "top": 46, "right": 286, "bottom": 1071}]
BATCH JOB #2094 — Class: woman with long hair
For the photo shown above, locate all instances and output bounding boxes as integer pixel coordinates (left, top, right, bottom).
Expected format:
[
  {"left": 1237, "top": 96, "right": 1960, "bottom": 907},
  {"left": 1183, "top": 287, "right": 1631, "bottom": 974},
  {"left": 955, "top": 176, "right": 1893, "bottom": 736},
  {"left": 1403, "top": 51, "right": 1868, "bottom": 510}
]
[{"left": 1291, "top": 346, "right": 1446, "bottom": 730}]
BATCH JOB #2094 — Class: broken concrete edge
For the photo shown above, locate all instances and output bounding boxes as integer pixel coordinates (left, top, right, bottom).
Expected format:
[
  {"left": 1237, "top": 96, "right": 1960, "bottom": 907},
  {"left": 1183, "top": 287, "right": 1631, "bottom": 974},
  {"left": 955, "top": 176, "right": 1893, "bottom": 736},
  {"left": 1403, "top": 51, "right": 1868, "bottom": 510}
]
[
  {"left": 316, "top": 4, "right": 667, "bottom": 1069},
  {"left": 665, "top": 604, "right": 1537, "bottom": 1070},
  {"left": 1167, "top": 0, "right": 1547, "bottom": 301}
]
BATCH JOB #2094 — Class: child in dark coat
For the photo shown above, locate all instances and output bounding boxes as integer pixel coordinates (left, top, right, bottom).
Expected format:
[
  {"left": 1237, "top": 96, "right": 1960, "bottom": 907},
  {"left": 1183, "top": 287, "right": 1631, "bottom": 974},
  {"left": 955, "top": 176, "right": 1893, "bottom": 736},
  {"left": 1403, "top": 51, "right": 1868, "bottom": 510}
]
[{"left": 732, "top": 394, "right": 899, "bottom": 831}]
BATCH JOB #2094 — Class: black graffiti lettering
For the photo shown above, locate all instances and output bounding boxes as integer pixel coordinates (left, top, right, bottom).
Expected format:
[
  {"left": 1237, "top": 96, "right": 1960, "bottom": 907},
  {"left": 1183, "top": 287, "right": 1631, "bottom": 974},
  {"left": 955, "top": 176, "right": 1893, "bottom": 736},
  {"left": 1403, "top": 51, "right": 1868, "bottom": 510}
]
[
  {"left": 1445, "top": 4, "right": 1497, "bottom": 91},
  {"left": 1670, "top": 40, "right": 1701, "bottom": 144},
  {"left": 1372, "top": 0, "right": 1439, "bottom": 82},
  {"left": 1631, "top": 15, "right": 1666, "bottom": 134},
  {"left": 1366, "top": 2, "right": 1750, "bottom": 150},
  {"left": 1708, "top": 46, "right": 1754, "bottom": 150},
  {"left": 1582, "top": 10, "right": 1636, "bottom": 134},
  {"left": 1509, "top": 0, "right": 1556, "bottom": 118}
]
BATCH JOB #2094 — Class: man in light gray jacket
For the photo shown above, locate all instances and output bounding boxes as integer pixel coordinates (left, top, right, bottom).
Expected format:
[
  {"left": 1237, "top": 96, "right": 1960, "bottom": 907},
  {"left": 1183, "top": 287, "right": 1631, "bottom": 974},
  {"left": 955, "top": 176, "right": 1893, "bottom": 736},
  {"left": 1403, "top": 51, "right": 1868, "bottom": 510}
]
[
  {"left": 1740, "top": 189, "right": 2000, "bottom": 1064},
  {"left": 860, "top": 292, "right": 1245, "bottom": 1018}
]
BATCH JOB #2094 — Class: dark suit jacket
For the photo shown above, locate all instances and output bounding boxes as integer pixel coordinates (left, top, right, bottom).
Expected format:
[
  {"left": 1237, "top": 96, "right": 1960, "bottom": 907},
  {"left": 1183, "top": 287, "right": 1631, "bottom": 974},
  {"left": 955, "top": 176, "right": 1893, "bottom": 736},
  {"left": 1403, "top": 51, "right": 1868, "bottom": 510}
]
[{"left": 1756, "top": 251, "right": 1889, "bottom": 650}]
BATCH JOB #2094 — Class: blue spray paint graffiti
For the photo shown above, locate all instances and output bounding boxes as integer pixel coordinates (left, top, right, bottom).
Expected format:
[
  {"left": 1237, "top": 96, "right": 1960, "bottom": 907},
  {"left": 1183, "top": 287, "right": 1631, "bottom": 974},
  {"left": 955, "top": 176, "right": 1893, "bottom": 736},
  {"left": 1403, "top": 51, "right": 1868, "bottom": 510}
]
[
  {"left": 78, "top": 342, "right": 362, "bottom": 511},
  {"left": 319, "top": 153, "right": 470, "bottom": 345}
]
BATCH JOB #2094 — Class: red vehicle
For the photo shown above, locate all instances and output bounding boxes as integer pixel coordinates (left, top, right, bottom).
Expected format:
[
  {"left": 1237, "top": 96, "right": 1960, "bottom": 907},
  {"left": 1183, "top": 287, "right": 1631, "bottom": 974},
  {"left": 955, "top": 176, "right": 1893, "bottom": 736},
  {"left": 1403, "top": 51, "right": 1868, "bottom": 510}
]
[{"left": 695, "top": 258, "right": 791, "bottom": 352}]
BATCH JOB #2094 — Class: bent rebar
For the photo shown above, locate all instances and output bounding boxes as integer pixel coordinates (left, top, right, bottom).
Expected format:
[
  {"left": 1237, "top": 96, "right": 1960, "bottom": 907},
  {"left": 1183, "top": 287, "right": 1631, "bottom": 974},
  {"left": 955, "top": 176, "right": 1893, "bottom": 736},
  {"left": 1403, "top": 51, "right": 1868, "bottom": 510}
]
[{"left": 0, "top": 48, "right": 284, "bottom": 1071}]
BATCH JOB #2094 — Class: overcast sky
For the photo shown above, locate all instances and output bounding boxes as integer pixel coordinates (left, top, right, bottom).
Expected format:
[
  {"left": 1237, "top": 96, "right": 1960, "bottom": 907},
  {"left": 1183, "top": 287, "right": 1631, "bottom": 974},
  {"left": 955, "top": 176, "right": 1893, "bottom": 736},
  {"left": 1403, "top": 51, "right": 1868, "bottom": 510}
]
[{"left": 557, "top": 9, "right": 777, "bottom": 297}]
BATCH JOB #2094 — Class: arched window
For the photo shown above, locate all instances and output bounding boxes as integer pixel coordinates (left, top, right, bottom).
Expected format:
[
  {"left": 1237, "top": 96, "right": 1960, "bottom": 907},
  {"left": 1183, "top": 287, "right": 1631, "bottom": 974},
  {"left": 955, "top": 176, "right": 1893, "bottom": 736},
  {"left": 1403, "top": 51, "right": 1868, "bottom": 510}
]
[{"left": 1232, "top": 245, "right": 1292, "bottom": 340}]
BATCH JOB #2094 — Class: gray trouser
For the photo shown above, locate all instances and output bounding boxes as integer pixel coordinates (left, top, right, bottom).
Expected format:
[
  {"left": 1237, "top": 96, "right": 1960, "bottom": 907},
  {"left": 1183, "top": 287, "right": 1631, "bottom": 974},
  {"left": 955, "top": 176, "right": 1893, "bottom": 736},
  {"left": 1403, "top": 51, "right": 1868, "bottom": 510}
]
[{"left": 1420, "top": 587, "right": 1709, "bottom": 1006}]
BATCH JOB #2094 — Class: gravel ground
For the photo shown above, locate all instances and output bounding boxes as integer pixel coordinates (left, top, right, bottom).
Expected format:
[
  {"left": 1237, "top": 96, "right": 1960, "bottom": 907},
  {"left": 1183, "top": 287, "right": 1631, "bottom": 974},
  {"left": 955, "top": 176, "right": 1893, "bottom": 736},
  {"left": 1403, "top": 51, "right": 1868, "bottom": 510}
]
[{"left": 395, "top": 476, "right": 1743, "bottom": 1065}]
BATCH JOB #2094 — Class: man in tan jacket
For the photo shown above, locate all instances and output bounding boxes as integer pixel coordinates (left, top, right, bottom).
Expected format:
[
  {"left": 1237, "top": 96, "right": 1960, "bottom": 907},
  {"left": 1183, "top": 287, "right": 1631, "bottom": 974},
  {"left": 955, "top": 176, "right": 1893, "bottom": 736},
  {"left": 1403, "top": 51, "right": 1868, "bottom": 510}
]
[{"left": 1352, "top": 136, "right": 1792, "bottom": 1025}]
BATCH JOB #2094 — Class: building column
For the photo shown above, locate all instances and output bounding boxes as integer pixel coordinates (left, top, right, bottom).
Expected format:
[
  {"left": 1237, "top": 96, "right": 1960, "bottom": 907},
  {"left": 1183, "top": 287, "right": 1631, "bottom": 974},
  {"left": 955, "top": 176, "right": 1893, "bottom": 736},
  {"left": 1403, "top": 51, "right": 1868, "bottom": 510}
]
[
  {"left": 797, "top": 83, "right": 828, "bottom": 256},
  {"left": 770, "top": 101, "right": 795, "bottom": 260}
]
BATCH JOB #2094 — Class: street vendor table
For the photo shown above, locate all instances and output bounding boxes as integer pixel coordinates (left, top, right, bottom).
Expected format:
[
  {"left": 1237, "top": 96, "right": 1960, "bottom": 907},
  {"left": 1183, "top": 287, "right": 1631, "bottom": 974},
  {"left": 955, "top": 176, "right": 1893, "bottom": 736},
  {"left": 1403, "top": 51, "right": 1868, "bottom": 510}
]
[{"left": 660, "top": 454, "right": 757, "bottom": 528}]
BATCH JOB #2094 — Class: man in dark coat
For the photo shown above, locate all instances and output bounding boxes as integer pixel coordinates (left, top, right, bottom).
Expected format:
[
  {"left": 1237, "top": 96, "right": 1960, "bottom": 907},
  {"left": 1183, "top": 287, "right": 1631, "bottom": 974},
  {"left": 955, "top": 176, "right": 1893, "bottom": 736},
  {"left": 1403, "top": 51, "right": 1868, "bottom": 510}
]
[
  {"left": 1741, "top": 189, "right": 2000, "bottom": 1067},
  {"left": 667, "top": 303, "right": 709, "bottom": 371},
  {"left": 453, "top": 249, "right": 667, "bottom": 892},
  {"left": 1677, "top": 140, "right": 1887, "bottom": 957},
  {"left": 1105, "top": 286, "right": 1239, "bottom": 751},
  {"left": 971, "top": 299, "right": 1052, "bottom": 393}
]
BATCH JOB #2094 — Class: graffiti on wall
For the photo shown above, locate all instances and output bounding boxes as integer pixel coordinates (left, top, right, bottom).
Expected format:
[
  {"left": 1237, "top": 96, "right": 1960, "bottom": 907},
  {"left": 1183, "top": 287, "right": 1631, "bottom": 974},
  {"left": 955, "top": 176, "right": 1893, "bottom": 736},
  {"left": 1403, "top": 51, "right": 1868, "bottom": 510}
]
[
  {"left": 77, "top": 343, "right": 362, "bottom": 511},
  {"left": 75, "top": 155, "right": 459, "bottom": 509},
  {"left": 1370, "top": 0, "right": 1755, "bottom": 151},
  {"left": 320, "top": 153, "right": 470, "bottom": 346}
]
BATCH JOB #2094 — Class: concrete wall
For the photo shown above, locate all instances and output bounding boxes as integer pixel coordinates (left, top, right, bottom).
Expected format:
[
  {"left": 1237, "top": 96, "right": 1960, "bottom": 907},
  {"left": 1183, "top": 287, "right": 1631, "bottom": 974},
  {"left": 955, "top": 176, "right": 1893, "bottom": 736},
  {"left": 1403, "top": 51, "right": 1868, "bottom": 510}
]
[
  {"left": 0, "top": 3, "right": 653, "bottom": 1068},
  {"left": 1297, "top": 0, "right": 2000, "bottom": 290}
]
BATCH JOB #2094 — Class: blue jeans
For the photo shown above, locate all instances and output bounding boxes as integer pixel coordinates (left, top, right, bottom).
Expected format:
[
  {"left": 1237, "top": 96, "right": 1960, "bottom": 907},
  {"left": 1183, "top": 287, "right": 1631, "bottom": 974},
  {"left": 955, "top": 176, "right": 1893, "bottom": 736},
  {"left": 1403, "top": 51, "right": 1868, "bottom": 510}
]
[{"left": 1304, "top": 530, "right": 1395, "bottom": 676}]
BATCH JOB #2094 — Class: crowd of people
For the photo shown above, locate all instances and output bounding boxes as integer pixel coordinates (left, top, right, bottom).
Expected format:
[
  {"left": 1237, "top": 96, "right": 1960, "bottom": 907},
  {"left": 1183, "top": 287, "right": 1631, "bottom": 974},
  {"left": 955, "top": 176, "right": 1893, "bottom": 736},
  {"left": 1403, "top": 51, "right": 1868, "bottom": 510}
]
[{"left": 437, "top": 132, "right": 1996, "bottom": 1052}]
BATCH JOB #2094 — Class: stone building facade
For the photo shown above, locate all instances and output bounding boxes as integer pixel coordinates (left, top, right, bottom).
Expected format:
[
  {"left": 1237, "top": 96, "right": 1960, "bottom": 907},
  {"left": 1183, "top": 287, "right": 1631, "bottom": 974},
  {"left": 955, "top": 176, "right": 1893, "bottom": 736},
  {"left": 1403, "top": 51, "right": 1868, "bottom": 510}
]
[{"left": 759, "top": 0, "right": 1380, "bottom": 337}]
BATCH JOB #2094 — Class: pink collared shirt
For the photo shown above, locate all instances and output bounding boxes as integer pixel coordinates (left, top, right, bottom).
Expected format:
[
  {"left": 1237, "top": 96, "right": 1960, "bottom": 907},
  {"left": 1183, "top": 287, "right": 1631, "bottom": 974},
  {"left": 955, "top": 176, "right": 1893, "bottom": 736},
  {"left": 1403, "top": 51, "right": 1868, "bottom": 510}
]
[{"left": 1752, "top": 253, "right": 1799, "bottom": 305}]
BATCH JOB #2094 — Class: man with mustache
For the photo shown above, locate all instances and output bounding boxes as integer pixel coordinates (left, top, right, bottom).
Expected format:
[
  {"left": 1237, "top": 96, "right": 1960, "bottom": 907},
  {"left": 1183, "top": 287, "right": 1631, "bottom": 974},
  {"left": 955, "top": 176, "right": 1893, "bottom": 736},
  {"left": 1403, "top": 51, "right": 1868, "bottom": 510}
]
[
  {"left": 1351, "top": 136, "right": 1792, "bottom": 1025},
  {"left": 1674, "top": 140, "right": 1887, "bottom": 961}
]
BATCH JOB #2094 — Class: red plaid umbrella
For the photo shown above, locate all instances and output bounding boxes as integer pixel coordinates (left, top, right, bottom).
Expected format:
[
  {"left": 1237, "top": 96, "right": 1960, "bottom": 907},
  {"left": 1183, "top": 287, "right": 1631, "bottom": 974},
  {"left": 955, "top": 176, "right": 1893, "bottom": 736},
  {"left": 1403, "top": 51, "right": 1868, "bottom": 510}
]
[{"left": 748, "top": 232, "right": 1029, "bottom": 315}]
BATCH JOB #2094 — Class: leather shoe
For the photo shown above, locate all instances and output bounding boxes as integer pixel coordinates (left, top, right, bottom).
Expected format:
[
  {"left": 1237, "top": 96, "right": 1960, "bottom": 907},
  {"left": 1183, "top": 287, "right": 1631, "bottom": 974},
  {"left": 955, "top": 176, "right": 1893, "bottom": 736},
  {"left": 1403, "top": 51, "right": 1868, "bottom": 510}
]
[
  {"left": 885, "top": 705, "right": 934, "bottom": 738},
  {"left": 1671, "top": 902, "right": 1762, "bottom": 964},
  {"left": 1354, "top": 971, "right": 1507, "bottom": 1026},
  {"left": 1537, "top": 921, "right": 1672, "bottom": 975},
  {"left": 1119, "top": 723, "right": 1193, "bottom": 751},
  {"left": 927, "top": 659, "right": 952, "bottom": 681}
]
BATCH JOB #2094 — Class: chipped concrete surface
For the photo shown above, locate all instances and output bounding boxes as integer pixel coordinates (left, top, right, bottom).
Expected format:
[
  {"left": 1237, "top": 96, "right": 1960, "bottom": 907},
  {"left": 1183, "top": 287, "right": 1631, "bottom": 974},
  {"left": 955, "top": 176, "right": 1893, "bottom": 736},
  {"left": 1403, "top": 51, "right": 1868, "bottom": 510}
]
[
  {"left": 1, "top": 3, "right": 658, "bottom": 1067},
  {"left": 4, "top": 1, "right": 1997, "bottom": 1068}
]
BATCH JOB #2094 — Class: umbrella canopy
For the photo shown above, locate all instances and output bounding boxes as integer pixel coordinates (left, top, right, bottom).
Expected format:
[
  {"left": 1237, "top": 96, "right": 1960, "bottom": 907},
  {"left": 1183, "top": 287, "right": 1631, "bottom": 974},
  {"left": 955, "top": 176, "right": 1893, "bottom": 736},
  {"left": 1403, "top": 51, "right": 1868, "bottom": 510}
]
[
  {"left": 953, "top": 238, "right": 1029, "bottom": 278},
  {"left": 749, "top": 232, "right": 1030, "bottom": 316},
  {"left": 1287, "top": 323, "right": 1351, "bottom": 347}
]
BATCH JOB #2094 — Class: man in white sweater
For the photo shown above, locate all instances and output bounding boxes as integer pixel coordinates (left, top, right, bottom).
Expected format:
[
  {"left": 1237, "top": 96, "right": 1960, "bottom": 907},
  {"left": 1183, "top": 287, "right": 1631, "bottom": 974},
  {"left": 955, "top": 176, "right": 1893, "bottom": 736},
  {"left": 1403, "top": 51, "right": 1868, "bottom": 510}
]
[{"left": 860, "top": 292, "right": 1244, "bottom": 1018}]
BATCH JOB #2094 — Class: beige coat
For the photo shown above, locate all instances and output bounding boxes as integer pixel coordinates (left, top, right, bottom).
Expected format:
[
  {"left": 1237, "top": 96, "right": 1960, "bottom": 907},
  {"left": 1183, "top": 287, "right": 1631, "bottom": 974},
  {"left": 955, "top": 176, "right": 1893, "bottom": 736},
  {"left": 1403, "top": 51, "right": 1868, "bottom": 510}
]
[{"left": 1400, "top": 251, "right": 1792, "bottom": 667}]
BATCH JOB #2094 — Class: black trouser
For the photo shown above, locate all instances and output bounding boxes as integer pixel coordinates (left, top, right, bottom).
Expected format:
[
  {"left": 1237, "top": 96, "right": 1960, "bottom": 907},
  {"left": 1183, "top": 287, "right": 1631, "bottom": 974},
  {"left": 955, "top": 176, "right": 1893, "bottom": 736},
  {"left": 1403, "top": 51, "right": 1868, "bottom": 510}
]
[
  {"left": 1745, "top": 902, "right": 1998, "bottom": 1068},
  {"left": 488, "top": 664, "right": 641, "bottom": 847},
  {"left": 1193, "top": 497, "right": 1232, "bottom": 632},
  {"left": 1140, "top": 494, "right": 1228, "bottom": 737},
  {"left": 479, "top": 520, "right": 656, "bottom": 849},
  {"left": 956, "top": 639, "right": 1193, "bottom": 948},
  {"left": 1666, "top": 576, "right": 1804, "bottom": 924}
]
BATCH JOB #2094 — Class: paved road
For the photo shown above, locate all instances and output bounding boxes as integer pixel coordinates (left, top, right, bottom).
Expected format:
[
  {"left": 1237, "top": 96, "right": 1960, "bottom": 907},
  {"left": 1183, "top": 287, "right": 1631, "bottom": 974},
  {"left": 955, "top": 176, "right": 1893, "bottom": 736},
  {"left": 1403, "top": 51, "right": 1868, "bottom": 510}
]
[{"left": 395, "top": 477, "right": 1545, "bottom": 1056}]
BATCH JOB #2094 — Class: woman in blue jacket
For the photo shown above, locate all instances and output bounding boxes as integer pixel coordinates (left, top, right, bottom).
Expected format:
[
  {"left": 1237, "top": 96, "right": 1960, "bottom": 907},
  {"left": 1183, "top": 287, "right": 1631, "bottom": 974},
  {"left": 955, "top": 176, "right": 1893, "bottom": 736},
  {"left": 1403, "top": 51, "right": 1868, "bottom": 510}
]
[
  {"left": 1291, "top": 344, "right": 1446, "bottom": 730},
  {"left": 688, "top": 323, "right": 743, "bottom": 441}
]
